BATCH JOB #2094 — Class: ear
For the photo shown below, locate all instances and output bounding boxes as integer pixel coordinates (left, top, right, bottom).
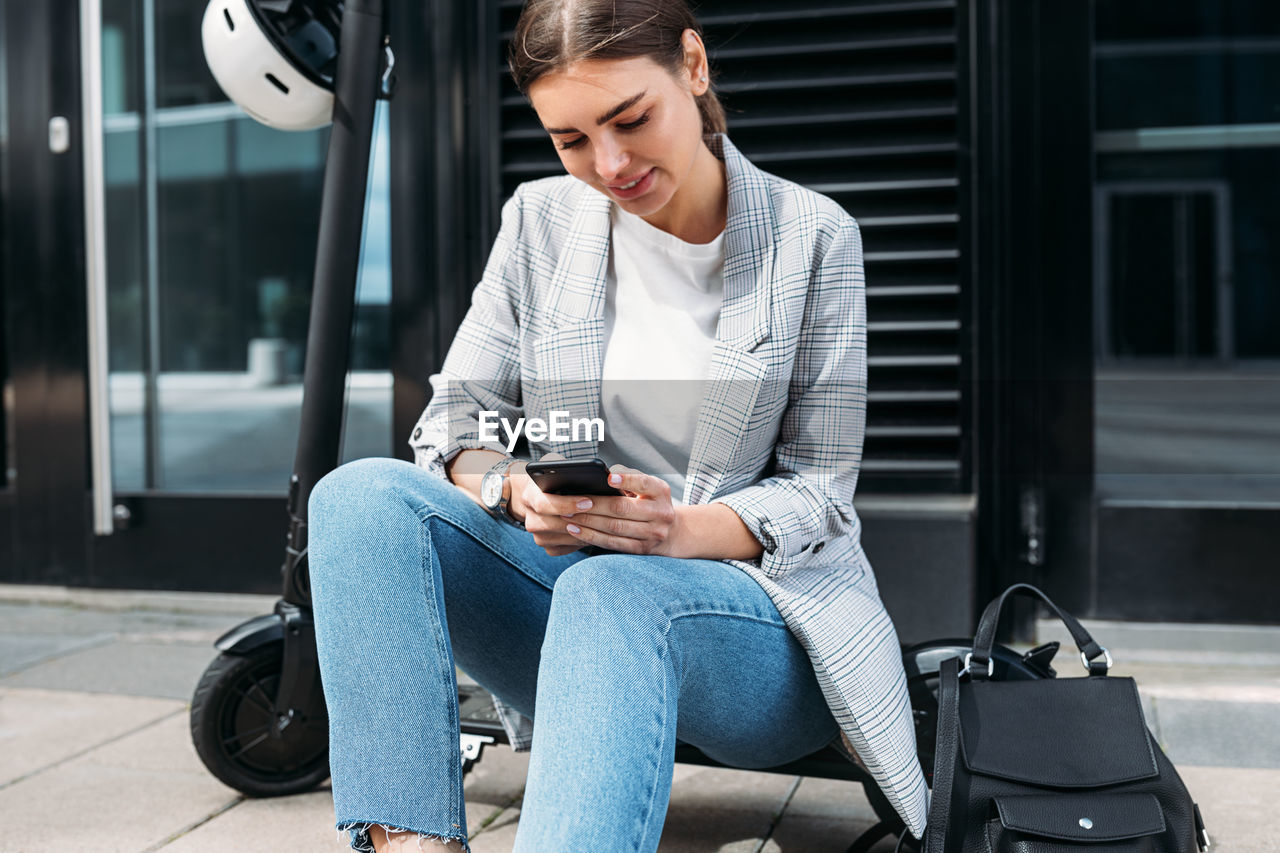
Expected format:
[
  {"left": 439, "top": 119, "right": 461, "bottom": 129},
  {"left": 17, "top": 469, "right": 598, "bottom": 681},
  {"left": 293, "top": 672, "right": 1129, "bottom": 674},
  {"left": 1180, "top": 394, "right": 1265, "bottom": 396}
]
[{"left": 681, "top": 28, "right": 710, "bottom": 96}]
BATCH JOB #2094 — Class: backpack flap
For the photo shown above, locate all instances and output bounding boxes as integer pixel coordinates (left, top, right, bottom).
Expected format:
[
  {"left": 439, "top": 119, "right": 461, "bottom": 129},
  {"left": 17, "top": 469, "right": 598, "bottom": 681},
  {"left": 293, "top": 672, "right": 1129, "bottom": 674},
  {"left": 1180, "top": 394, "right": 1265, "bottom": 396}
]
[
  {"left": 992, "top": 793, "right": 1166, "bottom": 843},
  {"left": 960, "top": 676, "right": 1158, "bottom": 787}
]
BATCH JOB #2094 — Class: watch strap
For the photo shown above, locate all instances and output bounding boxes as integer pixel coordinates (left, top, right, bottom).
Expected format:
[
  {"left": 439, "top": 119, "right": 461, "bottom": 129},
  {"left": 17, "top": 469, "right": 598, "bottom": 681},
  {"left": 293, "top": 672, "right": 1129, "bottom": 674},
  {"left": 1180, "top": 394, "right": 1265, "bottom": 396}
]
[{"left": 485, "top": 458, "right": 523, "bottom": 528}]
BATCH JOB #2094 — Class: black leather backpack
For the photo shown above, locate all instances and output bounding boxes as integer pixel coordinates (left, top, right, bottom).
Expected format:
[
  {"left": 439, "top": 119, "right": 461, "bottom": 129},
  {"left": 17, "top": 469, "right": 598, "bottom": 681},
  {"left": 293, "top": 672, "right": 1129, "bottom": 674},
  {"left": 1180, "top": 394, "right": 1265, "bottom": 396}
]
[{"left": 924, "top": 584, "right": 1210, "bottom": 853}]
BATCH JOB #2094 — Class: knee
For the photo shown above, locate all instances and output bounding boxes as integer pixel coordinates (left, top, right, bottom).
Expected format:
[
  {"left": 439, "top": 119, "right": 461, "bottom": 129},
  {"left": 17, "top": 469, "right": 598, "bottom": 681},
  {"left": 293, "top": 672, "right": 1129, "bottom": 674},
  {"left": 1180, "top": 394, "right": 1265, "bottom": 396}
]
[
  {"left": 311, "top": 458, "right": 405, "bottom": 517},
  {"left": 309, "top": 457, "right": 461, "bottom": 522},
  {"left": 547, "top": 555, "right": 672, "bottom": 632}
]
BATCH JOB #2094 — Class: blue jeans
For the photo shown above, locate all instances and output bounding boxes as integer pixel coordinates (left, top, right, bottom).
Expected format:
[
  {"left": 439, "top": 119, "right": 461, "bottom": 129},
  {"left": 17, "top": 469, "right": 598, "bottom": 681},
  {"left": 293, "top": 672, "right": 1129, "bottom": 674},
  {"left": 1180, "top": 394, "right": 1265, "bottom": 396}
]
[{"left": 309, "top": 458, "right": 839, "bottom": 853}]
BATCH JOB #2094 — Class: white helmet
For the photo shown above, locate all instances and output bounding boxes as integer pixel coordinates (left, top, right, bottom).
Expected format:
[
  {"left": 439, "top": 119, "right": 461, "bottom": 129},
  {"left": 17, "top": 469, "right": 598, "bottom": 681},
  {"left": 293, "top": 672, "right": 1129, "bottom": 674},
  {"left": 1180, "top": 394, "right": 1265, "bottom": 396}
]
[{"left": 201, "top": 0, "right": 340, "bottom": 131}]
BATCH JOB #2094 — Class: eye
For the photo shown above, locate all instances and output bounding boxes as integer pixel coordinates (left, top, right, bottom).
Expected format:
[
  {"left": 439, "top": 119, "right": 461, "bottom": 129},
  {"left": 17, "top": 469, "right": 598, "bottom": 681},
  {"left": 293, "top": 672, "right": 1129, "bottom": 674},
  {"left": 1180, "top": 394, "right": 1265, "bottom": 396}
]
[
  {"left": 617, "top": 113, "right": 650, "bottom": 131},
  {"left": 557, "top": 136, "right": 586, "bottom": 151}
]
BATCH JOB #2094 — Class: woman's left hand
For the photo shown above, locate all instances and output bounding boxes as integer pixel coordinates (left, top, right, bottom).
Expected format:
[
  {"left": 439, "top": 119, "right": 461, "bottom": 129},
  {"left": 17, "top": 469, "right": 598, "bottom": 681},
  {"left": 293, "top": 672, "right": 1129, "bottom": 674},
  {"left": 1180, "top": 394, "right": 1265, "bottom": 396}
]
[{"left": 559, "top": 465, "right": 682, "bottom": 556}]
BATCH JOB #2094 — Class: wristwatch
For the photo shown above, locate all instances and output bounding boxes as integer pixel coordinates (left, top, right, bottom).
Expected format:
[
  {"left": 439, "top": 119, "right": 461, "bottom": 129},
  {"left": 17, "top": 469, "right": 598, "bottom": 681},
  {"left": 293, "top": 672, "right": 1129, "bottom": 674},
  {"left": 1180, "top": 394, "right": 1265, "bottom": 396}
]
[{"left": 480, "top": 458, "right": 523, "bottom": 528}]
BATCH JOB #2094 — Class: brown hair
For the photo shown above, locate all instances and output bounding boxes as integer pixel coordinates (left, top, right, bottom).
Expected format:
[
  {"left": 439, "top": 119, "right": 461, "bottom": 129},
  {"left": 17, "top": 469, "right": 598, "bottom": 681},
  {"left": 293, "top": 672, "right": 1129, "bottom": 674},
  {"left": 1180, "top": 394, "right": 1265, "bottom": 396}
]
[{"left": 509, "top": 0, "right": 727, "bottom": 137}]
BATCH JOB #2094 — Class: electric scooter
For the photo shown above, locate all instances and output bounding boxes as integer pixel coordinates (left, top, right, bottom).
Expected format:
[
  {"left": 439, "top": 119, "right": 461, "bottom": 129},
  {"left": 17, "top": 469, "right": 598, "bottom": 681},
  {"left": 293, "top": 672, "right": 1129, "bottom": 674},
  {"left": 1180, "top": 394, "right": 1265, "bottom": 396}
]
[{"left": 186, "top": 3, "right": 1058, "bottom": 849}]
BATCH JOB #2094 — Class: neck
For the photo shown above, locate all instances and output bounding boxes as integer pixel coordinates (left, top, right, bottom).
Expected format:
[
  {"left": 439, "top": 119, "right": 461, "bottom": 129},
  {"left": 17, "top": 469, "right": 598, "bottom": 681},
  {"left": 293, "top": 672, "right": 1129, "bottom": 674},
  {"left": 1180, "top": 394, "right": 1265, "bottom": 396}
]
[{"left": 642, "top": 141, "right": 727, "bottom": 244}]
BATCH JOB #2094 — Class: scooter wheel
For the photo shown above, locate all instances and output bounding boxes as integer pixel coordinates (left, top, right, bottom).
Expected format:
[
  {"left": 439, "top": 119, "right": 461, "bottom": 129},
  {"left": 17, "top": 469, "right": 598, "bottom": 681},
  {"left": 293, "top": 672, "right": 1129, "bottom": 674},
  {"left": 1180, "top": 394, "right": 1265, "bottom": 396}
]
[{"left": 190, "top": 642, "right": 330, "bottom": 797}]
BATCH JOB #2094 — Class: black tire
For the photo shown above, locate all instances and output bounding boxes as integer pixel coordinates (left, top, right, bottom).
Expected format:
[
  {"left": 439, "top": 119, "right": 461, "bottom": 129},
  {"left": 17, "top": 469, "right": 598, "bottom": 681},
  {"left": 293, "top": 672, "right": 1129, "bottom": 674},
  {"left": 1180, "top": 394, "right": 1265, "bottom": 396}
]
[{"left": 190, "top": 643, "right": 330, "bottom": 797}]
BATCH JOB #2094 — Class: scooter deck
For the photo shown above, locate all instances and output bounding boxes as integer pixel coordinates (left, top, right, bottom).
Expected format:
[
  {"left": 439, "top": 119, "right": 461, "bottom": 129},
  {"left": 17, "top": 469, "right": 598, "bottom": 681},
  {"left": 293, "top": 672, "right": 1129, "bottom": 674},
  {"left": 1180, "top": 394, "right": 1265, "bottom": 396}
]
[{"left": 457, "top": 683, "right": 869, "bottom": 784}]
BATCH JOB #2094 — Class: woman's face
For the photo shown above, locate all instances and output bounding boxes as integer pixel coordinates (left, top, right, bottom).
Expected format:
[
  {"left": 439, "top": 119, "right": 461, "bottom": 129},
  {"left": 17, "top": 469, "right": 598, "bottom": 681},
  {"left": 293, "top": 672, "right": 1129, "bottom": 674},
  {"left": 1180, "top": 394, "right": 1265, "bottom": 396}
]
[{"left": 527, "top": 46, "right": 709, "bottom": 221}]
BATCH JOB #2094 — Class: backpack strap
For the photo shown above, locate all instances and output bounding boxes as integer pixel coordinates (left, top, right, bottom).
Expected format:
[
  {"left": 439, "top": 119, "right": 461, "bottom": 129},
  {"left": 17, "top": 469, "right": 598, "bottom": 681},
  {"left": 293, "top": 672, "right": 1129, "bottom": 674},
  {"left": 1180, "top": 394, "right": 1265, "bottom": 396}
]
[{"left": 925, "top": 655, "right": 962, "bottom": 853}]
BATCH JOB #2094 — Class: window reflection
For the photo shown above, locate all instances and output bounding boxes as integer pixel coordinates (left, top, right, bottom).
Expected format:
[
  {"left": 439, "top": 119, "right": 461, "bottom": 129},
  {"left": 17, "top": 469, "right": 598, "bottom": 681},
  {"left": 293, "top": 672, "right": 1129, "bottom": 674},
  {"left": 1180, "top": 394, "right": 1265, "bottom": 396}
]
[
  {"left": 103, "top": 0, "right": 391, "bottom": 493},
  {"left": 1094, "top": 0, "right": 1280, "bottom": 501}
]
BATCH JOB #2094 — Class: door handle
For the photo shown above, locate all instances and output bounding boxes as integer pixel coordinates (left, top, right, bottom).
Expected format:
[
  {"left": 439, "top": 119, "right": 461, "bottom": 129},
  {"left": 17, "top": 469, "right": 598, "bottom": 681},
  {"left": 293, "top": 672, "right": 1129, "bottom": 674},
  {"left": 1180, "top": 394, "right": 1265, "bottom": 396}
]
[{"left": 81, "top": 0, "right": 115, "bottom": 535}]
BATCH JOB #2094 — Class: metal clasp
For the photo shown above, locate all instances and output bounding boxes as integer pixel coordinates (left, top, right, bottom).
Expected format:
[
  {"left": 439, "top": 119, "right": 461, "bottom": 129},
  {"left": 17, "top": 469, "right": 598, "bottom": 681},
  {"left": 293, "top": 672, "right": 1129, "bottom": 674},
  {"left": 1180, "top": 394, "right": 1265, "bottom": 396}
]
[
  {"left": 960, "top": 652, "right": 994, "bottom": 678},
  {"left": 1080, "top": 646, "right": 1113, "bottom": 673}
]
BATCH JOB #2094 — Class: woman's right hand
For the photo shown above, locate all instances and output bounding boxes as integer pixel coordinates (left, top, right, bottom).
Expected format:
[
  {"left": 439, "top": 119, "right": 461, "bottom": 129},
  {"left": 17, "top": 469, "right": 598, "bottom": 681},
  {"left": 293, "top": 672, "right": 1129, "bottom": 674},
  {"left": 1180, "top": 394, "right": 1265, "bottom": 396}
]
[{"left": 509, "top": 453, "right": 589, "bottom": 557}]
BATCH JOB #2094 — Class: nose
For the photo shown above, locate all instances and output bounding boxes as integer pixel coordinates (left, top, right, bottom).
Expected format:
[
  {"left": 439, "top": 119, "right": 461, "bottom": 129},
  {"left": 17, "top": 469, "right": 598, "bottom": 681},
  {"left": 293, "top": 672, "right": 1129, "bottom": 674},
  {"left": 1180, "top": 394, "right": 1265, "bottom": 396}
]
[{"left": 594, "top": 136, "right": 630, "bottom": 183}]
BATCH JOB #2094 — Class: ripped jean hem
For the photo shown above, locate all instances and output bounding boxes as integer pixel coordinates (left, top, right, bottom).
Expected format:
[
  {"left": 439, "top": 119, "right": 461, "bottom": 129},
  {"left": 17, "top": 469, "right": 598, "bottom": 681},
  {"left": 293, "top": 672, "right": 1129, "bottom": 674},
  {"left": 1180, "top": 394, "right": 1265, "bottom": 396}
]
[{"left": 338, "top": 821, "right": 471, "bottom": 853}]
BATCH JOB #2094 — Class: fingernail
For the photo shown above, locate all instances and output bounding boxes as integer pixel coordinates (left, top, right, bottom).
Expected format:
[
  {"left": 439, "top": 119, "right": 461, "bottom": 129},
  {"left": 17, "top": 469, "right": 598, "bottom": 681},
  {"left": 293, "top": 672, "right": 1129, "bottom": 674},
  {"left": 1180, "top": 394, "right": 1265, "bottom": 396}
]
[
  {"left": 561, "top": 514, "right": 574, "bottom": 519},
  {"left": 567, "top": 523, "right": 581, "bottom": 534},
  {"left": 577, "top": 499, "right": 592, "bottom": 510},
  {"left": 609, "top": 474, "right": 621, "bottom": 485}
]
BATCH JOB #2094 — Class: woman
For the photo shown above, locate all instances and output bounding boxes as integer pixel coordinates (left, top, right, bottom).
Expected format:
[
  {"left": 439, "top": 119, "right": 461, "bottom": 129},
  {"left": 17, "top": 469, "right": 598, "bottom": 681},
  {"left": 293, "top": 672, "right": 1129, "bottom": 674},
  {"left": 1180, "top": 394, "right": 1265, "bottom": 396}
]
[{"left": 308, "top": 1, "right": 929, "bottom": 850}]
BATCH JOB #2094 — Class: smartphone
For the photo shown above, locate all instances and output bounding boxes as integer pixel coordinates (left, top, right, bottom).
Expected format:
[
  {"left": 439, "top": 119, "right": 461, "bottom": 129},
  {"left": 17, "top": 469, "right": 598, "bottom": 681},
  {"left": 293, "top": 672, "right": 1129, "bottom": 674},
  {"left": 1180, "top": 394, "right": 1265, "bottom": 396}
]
[{"left": 525, "top": 458, "right": 624, "bottom": 496}]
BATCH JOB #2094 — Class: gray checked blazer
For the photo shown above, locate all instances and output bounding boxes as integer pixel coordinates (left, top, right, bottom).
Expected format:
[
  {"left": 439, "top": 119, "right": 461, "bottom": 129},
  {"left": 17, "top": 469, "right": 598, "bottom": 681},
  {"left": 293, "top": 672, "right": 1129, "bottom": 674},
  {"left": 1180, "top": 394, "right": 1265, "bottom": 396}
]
[{"left": 410, "top": 135, "right": 929, "bottom": 835}]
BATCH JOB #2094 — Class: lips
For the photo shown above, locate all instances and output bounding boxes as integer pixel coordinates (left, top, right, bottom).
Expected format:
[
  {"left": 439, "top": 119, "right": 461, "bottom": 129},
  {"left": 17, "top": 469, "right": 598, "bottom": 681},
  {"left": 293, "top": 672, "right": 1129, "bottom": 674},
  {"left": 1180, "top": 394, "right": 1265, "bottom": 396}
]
[
  {"left": 605, "top": 168, "right": 655, "bottom": 200},
  {"left": 608, "top": 170, "right": 649, "bottom": 189}
]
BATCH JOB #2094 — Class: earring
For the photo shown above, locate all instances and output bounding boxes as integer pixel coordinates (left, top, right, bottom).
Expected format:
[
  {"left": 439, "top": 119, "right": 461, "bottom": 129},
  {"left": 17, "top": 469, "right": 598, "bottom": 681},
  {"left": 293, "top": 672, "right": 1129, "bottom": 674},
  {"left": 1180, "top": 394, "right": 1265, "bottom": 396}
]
[{"left": 700, "top": 75, "right": 707, "bottom": 82}]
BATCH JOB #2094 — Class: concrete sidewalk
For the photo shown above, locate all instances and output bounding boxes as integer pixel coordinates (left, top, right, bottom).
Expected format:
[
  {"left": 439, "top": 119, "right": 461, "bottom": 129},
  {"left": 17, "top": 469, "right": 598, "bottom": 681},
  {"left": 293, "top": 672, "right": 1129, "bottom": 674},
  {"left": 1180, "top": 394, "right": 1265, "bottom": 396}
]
[{"left": 1, "top": 584, "right": 1277, "bottom": 852}]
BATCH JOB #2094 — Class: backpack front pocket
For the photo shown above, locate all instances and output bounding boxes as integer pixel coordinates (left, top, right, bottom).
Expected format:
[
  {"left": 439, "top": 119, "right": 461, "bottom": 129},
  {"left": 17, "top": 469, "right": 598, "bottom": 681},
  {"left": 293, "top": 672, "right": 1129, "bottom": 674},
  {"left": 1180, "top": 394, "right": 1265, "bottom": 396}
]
[{"left": 984, "top": 793, "right": 1166, "bottom": 853}]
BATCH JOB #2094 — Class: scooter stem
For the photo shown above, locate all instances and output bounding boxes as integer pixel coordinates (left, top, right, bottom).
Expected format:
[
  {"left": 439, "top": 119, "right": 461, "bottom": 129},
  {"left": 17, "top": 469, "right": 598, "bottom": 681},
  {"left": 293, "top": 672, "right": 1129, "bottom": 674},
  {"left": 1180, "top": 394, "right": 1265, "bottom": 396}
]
[{"left": 281, "top": 0, "right": 386, "bottom": 609}]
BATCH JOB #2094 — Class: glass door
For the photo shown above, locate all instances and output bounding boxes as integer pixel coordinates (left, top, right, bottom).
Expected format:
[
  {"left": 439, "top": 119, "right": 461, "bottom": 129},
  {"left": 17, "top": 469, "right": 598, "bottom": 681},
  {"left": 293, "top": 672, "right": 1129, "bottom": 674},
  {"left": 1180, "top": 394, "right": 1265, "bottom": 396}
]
[
  {"left": 89, "top": 0, "right": 394, "bottom": 591},
  {"left": 1088, "top": 0, "right": 1280, "bottom": 622},
  {"left": 1, "top": 0, "right": 97, "bottom": 584}
]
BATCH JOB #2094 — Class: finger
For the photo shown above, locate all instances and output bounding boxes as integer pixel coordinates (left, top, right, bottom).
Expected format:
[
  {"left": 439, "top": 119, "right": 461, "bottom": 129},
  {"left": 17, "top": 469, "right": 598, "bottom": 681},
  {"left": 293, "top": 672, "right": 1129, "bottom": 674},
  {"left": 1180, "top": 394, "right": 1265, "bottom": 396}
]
[
  {"left": 569, "top": 495, "right": 667, "bottom": 523},
  {"left": 564, "top": 519, "right": 661, "bottom": 555},
  {"left": 530, "top": 491, "right": 597, "bottom": 519},
  {"left": 530, "top": 527, "right": 585, "bottom": 549},
  {"left": 564, "top": 514, "right": 652, "bottom": 541},
  {"left": 607, "top": 466, "right": 671, "bottom": 500}
]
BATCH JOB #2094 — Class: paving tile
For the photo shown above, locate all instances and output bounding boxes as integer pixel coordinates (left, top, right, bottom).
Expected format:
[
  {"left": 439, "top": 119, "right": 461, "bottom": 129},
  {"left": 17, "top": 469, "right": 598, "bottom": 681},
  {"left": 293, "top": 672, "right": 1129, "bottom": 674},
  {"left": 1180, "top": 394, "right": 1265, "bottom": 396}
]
[
  {"left": 0, "top": 640, "right": 217, "bottom": 700},
  {"left": 463, "top": 742, "right": 529, "bottom": 813},
  {"left": 467, "top": 810, "right": 522, "bottom": 853},
  {"left": 0, "top": 634, "right": 111, "bottom": 677},
  {"left": 464, "top": 756, "right": 795, "bottom": 852},
  {"left": 763, "top": 814, "right": 899, "bottom": 853},
  {"left": 785, "top": 775, "right": 883, "bottom": 821},
  {"left": 0, "top": 585, "right": 276, "bottom": 617},
  {"left": 1178, "top": 766, "right": 1280, "bottom": 852},
  {"left": 0, "top": 713, "right": 238, "bottom": 853},
  {"left": 0, "top": 601, "right": 252, "bottom": 641},
  {"left": 658, "top": 766, "right": 796, "bottom": 852},
  {"left": 160, "top": 745, "right": 530, "bottom": 853},
  {"left": 0, "top": 687, "right": 183, "bottom": 787},
  {"left": 1155, "top": 699, "right": 1280, "bottom": 769},
  {"left": 463, "top": 744, "right": 529, "bottom": 849},
  {"left": 760, "top": 776, "right": 891, "bottom": 853},
  {"left": 158, "top": 787, "right": 343, "bottom": 853}
]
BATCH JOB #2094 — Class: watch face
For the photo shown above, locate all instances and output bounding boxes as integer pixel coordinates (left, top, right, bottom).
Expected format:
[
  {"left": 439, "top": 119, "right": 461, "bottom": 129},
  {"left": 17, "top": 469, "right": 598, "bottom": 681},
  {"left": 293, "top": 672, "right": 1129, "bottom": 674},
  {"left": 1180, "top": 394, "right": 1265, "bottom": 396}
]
[{"left": 481, "top": 470, "right": 503, "bottom": 508}]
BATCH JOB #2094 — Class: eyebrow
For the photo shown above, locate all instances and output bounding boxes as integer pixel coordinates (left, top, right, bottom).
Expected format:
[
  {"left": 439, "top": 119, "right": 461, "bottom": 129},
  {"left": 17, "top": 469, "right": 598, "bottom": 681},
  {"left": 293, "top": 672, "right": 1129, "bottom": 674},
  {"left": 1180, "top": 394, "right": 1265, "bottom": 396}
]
[{"left": 543, "top": 91, "right": 647, "bottom": 135}]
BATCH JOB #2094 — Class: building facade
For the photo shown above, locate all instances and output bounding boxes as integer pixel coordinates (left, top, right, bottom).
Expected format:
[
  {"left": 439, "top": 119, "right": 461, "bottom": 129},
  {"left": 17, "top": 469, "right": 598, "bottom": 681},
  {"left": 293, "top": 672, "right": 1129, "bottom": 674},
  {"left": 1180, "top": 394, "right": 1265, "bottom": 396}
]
[{"left": 1, "top": 0, "right": 1276, "bottom": 636}]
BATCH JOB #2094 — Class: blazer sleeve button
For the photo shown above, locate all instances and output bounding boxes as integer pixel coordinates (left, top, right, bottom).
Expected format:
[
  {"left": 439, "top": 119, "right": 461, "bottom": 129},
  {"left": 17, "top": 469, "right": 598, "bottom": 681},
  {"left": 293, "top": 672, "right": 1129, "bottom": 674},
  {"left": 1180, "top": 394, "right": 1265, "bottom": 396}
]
[
  {"left": 412, "top": 427, "right": 423, "bottom": 441},
  {"left": 813, "top": 541, "right": 825, "bottom": 554}
]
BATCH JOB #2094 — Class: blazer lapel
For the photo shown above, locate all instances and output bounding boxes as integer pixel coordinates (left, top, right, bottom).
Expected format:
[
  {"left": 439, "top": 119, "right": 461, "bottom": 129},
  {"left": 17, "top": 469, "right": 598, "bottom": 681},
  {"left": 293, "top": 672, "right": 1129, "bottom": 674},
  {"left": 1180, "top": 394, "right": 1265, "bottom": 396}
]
[
  {"left": 683, "top": 137, "right": 776, "bottom": 505},
  {"left": 532, "top": 187, "right": 611, "bottom": 460}
]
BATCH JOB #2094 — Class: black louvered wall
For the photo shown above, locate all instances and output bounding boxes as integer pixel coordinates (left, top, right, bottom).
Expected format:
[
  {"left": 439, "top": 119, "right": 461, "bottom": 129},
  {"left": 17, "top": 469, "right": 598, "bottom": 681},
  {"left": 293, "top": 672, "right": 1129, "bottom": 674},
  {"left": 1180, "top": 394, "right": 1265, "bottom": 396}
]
[{"left": 493, "top": 0, "right": 966, "bottom": 493}]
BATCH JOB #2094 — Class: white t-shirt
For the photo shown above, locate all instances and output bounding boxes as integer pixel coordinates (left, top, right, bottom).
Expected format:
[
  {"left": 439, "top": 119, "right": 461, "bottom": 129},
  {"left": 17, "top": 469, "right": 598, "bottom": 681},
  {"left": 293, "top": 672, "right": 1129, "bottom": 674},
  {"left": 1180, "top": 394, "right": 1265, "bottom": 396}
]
[{"left": 599, "top": 203, "right": 726, "bottom": 504}]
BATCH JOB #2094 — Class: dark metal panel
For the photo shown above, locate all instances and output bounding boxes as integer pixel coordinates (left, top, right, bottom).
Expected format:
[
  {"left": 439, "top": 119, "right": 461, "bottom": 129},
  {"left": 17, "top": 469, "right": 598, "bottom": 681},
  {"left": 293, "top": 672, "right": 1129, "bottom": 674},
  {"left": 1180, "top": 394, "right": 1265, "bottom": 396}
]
[
  {"left": 862, "top": 505, "right": 977, "bottom": 643},
  {"left": 0, "top": 0, "right": 9, "bottom": 496},
  {"left": 389, "top": 0, "right": 498, "bottom": 459},
  {"left": 1096, "top": 505, "right": 1280, "bottom": 624},
  {"left": 969, "top": 0, "right": 1093, "bottom": 635},
  {"left": 91, "top": 495, "right": 286, "bottom": 594},
  {"left": 0, "top": 0, "right": 92, "bottom": 585},
  {"left": 1030, "top": 2, "right": 1095, "bottom": 620}
]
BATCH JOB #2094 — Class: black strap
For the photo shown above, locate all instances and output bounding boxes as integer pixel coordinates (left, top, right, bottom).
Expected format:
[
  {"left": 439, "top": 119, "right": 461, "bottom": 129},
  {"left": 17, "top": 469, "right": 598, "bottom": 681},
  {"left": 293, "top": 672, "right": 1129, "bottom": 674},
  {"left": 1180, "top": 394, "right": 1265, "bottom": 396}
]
[
  {"left": 969, "top": 583, "right": 1105, "bottom": 679},
  {"left": 924, "top": 655, "right": 961, "bottom": 853},
  {"left": 1193, "top": 803, "right": 1209, "bottom": 851}
]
